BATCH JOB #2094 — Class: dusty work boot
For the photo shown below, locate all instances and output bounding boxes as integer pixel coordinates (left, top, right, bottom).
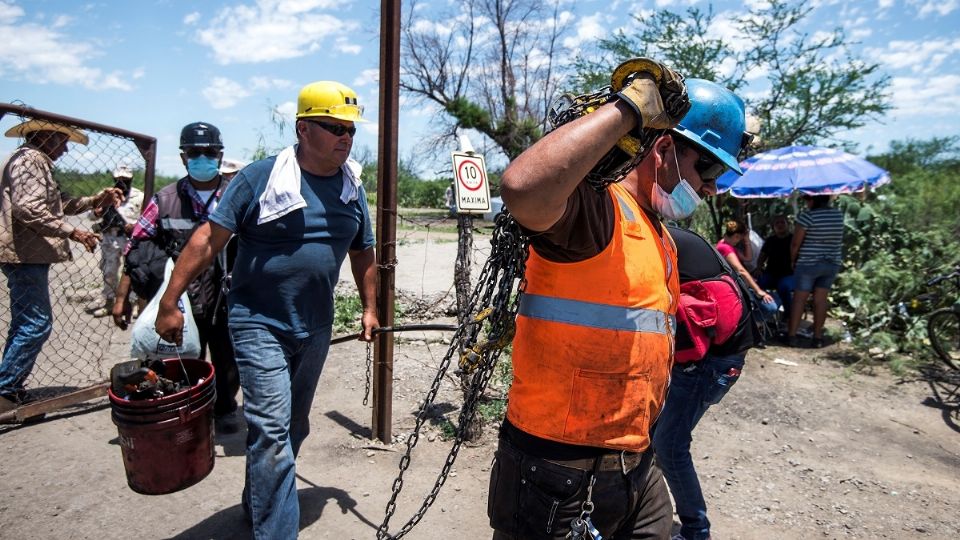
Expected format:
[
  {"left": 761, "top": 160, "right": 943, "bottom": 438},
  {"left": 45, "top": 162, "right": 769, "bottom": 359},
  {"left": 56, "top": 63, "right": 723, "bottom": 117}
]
[
  {"left": 0, "top": 395, "right": 16, "bottom": 416},
  {"left": 0, "top": 394, "right": 46, "bottom": 424}
]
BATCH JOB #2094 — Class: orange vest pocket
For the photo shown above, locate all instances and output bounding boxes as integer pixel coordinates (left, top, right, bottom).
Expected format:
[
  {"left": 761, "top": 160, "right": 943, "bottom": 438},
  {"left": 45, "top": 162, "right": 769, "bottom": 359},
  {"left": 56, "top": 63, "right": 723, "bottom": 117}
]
[{"left": 562, "top": 368, "right": 652, "bottom": 449}]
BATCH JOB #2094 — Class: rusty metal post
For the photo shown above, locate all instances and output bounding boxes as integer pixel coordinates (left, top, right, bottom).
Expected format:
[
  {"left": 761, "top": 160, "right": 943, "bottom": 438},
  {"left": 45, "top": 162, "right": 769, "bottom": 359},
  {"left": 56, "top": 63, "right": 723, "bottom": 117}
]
[{"left": 372, "top": 0, "right": 401, "bottom": 444}]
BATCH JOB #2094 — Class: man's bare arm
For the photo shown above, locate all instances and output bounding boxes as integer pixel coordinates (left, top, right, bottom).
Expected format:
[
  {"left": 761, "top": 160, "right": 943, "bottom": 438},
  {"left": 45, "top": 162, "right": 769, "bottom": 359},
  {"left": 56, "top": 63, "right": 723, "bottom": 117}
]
[
  {"left": 348, "top": 247, "right": 379, "bottom": 341},
  {"left": 500, "top": 101, "right": 636, "bottom": 232},
  {"left": 154, "top": 222, "right": 232, "bottom": 343}
]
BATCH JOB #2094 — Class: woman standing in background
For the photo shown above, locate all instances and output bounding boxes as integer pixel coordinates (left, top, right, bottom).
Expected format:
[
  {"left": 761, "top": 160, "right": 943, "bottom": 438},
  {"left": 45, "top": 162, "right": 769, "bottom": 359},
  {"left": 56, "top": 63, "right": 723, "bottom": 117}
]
[{"left": 785, "top": 195, "right": 844, "bottom": 348}]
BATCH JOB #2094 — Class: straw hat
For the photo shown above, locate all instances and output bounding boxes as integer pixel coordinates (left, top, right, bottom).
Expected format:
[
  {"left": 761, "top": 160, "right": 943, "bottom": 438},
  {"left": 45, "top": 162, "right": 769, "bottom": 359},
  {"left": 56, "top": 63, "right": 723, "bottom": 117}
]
[
  {"left": 4, "top": 119, "right": 89, "bottom": 145},
  {"left": 220, "top": 158, "right": 247, "bottom": 175}
]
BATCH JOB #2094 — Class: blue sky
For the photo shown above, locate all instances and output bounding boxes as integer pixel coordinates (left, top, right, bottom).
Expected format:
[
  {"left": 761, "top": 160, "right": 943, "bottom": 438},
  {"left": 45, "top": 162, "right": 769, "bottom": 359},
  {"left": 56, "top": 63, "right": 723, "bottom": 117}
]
[{"left": 1, "top": 0, "right": 958, "bottom": 177}]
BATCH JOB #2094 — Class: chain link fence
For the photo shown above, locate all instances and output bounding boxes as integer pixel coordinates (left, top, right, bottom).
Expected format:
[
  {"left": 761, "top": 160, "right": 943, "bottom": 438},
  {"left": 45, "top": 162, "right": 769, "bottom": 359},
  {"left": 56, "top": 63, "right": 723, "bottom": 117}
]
[{"left": 0, "top": 103, "right": 156, "bottom": 422}]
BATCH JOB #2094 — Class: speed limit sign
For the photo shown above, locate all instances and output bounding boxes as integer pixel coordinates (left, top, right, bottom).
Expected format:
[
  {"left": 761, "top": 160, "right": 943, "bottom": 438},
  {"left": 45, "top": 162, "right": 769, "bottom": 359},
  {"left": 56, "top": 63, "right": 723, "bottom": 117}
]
[{"left": 451, "top": 151, "right": 491, "bottom": 213}]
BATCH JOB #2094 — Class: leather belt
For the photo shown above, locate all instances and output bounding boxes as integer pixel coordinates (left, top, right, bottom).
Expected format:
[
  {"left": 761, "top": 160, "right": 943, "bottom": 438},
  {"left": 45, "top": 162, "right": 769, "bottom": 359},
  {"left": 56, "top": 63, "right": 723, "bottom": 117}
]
[{"left": 544, "top": 449, "right": 649, "bottom": 475}]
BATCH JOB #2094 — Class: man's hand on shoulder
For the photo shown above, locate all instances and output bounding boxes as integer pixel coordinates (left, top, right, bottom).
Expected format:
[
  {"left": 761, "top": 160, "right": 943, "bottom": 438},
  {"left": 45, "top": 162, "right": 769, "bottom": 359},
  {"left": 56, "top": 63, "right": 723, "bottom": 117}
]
[{"left": 615, "top": 60, "right": 688, "bottom": 132}]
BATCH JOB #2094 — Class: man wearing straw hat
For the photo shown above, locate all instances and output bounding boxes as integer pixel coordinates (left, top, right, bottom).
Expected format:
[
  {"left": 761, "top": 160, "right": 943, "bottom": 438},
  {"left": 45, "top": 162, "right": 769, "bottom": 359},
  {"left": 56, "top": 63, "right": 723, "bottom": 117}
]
[{"left": 0, "top": 119, "right": 122, "bottom": 414}]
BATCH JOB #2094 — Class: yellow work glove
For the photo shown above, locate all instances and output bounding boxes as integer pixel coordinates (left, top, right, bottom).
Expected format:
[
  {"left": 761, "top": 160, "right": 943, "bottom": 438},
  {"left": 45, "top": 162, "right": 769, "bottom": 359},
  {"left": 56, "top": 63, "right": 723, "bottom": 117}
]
[{"left": 614, "top": 61, "right": 687, "bottom": 132}]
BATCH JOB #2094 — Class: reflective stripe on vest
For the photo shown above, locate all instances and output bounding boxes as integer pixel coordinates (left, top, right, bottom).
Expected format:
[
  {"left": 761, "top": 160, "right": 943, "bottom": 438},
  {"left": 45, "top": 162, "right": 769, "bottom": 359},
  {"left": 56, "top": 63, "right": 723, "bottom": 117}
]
[
  {"left": 518, "top": 293, "right": 675, "bottom": 334},
  {"left": 505, "top": 182, "right": 679, "bottom": 453}
]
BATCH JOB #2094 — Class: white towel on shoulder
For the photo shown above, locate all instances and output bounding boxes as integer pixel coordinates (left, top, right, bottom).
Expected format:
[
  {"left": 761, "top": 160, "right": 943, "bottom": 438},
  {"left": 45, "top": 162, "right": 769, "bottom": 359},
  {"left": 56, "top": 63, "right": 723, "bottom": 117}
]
[
  {"left": 340, "top": 158, "right": 363, "bottom": 204},
  {"left": 257, "top": 145, "right": 364, "bottom": 225}
]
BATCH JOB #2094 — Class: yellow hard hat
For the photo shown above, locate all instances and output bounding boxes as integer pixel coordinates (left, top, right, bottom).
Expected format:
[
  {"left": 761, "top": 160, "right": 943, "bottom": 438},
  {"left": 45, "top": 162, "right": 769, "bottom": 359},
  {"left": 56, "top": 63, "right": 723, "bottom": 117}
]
[{"left": 296, "top": 81, "right": 367, "bottom": 123}]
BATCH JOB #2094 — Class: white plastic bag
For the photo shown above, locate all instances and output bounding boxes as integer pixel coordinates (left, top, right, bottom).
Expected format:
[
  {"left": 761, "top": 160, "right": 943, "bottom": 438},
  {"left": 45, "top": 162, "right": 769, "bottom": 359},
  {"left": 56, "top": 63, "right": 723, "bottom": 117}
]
[{"left": 130, "top": 258, "right": 201, "bottom": 360}]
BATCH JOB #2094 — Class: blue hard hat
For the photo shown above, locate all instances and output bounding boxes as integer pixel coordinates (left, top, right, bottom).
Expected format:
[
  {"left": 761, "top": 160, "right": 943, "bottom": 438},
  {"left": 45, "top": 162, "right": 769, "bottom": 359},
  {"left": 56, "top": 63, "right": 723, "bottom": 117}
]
[{"left": 672, "top": 79, "right": 747, "bottom": 175}]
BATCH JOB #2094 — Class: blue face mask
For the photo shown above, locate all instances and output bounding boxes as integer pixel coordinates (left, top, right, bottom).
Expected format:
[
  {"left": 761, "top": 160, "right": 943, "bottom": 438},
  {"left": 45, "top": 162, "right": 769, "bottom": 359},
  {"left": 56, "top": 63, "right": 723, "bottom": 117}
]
[
  {"left": 652, "top": 146, "right": 703, "bottom": 220},
  {"left": 187, "top": 156, "right": 220, "bottom": 182}
]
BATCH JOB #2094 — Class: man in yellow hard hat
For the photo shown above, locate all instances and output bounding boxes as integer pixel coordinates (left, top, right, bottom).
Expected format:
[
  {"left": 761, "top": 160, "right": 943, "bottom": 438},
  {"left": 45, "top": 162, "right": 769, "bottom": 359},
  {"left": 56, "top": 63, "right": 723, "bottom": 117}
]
[
  {"left": 154, "top": 81, "right": 378, "bottom": 539},
  {"left": 0, "top": 120, "right": 122, "bottom": 415}
]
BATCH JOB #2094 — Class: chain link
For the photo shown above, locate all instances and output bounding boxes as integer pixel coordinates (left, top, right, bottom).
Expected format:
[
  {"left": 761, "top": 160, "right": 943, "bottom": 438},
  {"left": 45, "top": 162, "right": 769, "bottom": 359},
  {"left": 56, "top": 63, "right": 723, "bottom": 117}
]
[
  {"left": 363, "top": 341, "right": 372, "bottom": 407},
  {"left": 376, "top": 212, "right": 528, "bottom": 540},
  {"left": 546, "top": 82, "right": 686, "bottom": 192}
]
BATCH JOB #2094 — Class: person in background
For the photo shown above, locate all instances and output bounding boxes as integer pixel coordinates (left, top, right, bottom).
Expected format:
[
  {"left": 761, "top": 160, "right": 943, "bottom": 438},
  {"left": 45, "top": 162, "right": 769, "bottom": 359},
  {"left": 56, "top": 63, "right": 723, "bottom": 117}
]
[
  {"left": 717, "top": 219, "right": 776, "bottom": 314},
  {"left": 487, "top": 68, "right": 750, "bottom": 538},
  {"left": 154, "top": 81, "right": 378, "bottom": 540},
  {"left": 444, "top": 180, "right": 456, "bottom": 217},
  {"left": 220, "top": 158, "right": 246, "bottom": 182},
  {"left": 0, "top": 120, "right": 121, "bottom": 414},
  {"left": 654, "top": 225, "right": 757, "bottom": 540},
  {"left": 113, "top": 122, "right": 241, "bottom": 433},
  {"left": 785, "top": 194, "right": 844, "bottom": 348},
  {"left": 86, "top": 166, "right": 143, "bottom": 317},
  {"left": 757, "top": 214, "right": 794, "bottom": 323}
]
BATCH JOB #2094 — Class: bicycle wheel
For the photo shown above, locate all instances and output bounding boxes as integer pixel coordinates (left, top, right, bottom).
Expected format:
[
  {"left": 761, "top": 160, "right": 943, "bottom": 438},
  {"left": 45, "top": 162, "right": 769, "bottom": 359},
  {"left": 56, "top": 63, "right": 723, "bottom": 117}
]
[{"left": 928, "top": 308, "right": 960, "bottom": 371}]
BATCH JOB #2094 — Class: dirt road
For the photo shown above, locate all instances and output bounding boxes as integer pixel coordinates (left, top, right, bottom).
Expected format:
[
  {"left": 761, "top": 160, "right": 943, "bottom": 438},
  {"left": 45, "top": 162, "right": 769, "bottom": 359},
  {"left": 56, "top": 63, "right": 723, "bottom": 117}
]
[{"left": 1, "top": 230, "right": 959, "bottom": 539}]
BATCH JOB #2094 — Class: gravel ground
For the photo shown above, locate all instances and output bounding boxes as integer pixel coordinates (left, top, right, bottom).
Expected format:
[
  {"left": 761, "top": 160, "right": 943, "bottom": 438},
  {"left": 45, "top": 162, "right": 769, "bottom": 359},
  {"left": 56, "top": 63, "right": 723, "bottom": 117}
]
[{"left": 1, "top": 223, "right": 958, "bottom": 539}]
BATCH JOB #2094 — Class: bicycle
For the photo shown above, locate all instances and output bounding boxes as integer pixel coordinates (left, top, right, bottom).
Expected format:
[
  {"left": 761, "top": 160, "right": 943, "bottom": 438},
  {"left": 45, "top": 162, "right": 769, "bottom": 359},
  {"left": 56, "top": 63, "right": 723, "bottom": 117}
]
[{"left": 925, "top": 266, "right": 960, "bottom": 371}]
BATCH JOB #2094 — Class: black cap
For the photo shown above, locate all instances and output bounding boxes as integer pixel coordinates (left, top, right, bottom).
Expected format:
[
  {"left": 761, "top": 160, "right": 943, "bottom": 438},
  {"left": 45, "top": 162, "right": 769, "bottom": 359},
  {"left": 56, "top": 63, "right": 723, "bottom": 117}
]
[{"left": 179, "top": 122, "right": 224, "bottom": 149}]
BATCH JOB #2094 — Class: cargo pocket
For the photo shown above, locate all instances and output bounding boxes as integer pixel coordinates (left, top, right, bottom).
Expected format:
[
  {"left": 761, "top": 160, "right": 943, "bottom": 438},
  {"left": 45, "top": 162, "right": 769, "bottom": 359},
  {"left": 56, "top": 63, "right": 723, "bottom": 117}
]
[
  {"left": 517, "top": 458, "right": 587, "bottom": 538},
  {"left": 563, "top": 369, "right": 651, "bottom": 443}
]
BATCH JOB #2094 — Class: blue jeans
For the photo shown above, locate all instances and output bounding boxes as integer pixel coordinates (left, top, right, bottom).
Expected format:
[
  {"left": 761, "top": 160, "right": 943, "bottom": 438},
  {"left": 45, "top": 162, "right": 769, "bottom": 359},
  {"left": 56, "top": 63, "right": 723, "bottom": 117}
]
[
  {"left": 793, "top": 262, "right": 839, "bottom": 292},
  {"left": 231, "top": 324, "right": 332, "bottom": 540},
  {"left": 652, "top": 353, "right": 746, "bottom": 540},
  {"left": 1, "top": 263, "right": 53, "bottom": 399},
  {"left": 759, "top": 273, "right": 795, "bottom": 317}
]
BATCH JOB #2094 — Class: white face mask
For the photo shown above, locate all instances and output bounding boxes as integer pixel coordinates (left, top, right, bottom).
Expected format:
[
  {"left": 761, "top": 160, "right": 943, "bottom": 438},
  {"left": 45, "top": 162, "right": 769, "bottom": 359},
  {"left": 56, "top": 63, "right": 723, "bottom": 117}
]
[{"left": 651, "top": 145, "right": 702, "bottom": 220}]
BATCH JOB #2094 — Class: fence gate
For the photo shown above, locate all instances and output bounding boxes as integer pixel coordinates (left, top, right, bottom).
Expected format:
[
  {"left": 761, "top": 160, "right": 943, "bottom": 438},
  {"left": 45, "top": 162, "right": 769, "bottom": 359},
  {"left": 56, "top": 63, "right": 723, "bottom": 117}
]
[{"left": 0, "top": 103, "right": 156, "bottom": 424}]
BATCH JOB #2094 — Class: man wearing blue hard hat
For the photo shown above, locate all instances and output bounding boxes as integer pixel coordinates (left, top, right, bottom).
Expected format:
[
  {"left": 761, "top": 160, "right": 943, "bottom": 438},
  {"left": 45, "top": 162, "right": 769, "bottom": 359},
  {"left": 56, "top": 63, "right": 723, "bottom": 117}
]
[{"left": 489, "top": 61, "right": 750, "bottom": 539}]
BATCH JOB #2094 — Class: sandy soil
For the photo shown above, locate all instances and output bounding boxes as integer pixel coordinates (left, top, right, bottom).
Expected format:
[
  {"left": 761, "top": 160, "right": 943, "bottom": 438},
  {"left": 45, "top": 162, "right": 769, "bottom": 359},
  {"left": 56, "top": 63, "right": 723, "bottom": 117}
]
[{"left": 1, "top": 222, "right": 959, "bottom": 540}]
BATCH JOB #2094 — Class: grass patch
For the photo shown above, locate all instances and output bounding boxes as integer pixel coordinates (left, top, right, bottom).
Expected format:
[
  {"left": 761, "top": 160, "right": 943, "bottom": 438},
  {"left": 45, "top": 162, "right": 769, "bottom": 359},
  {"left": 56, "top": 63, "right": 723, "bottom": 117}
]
[{"left": 333, "top": 292, "right": 405, "bottom": 335}]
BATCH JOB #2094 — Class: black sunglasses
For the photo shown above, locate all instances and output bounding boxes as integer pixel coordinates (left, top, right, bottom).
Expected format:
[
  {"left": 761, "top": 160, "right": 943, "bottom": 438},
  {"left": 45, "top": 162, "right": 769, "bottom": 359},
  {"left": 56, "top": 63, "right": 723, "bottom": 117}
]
[
  {"left": 305, "top": 120, "right": 357, "bottom": 137},
  {"left": 183, "top": 148, "right": 220, "bottom": 159},
  {"left": 693, "top": 153, "right": 727, "bottom": 181}
]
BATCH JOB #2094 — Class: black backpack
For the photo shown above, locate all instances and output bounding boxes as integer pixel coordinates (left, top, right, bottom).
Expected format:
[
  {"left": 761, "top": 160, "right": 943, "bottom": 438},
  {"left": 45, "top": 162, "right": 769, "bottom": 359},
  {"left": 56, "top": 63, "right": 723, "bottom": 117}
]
[
  {"left": 124, "top": 239, "right": 170, "bottom": 300},
  {"left": 668, "top": 225, "right": 766, "bottom": 359},
  {"left": 124, "top": 221, "right": 181, "bottom": 300}
]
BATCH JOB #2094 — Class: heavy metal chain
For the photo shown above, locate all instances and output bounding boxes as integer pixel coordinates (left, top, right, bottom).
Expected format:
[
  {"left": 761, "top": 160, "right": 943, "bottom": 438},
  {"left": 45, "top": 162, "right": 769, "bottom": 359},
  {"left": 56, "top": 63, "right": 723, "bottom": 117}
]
[
  {"left": 376, "top": 211, "right": 529, "bottom": 540},
  {"left": 547, "top": 83, "right": 685, "bottom": 192},
  {"left": 364, "top": 342, "right": 372, "bottom": 406}
]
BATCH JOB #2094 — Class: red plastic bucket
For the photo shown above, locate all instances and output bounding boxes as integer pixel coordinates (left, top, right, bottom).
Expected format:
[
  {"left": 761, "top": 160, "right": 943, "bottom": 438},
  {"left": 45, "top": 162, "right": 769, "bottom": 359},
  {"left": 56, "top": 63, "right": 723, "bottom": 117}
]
[{"left": 108, "top": 358, "right": 217, "bottom": 495}]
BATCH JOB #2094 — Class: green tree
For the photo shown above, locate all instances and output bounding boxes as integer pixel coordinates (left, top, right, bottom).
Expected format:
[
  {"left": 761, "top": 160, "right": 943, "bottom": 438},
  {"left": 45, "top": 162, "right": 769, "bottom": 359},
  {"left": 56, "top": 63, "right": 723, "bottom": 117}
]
[{"left": 573, "top": 0, "right": 891, "bottom": 151}]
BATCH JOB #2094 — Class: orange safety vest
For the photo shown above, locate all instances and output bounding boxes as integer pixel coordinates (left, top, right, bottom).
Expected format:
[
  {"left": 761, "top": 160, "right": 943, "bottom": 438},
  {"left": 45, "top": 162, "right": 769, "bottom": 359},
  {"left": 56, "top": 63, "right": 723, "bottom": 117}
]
[{"left": 506, "top": 182, "right": 679, "bottom": 452}]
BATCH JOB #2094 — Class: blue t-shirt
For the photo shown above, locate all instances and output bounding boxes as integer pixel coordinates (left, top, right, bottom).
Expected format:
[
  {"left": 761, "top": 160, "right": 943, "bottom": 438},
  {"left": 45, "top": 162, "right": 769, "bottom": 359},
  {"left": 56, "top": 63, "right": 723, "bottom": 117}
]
[{"left": 209, "top": 156, "right": 375, "bottom": 337}]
